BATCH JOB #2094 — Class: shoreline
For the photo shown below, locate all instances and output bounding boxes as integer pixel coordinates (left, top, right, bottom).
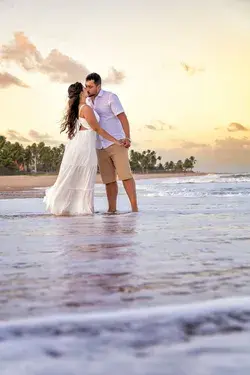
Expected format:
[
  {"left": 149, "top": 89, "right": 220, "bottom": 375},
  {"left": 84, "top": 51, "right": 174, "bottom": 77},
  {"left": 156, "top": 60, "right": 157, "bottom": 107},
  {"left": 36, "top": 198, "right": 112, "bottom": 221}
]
[
  {"left": 0, "top": 172, "right": 207, "bottom": 199},
  {"left": 0, "top": 172, "right": 207, "bottom": 192}
]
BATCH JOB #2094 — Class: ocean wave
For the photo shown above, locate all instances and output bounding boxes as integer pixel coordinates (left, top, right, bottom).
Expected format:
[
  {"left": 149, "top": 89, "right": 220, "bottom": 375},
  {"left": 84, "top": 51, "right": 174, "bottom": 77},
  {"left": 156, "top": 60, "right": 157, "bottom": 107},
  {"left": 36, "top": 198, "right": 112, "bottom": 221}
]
[
  {"left": 141, "top": 191, "right": 250, "bottom": 198},
  {"left": 157, "top": 174, "right": 250, "bottom": 184},
  {"left": 1, "top": 296, "right": 250, "bottom": 343},
  {"left": 1, "top": 296, "right": 250, "bottom": 374},
  {"left": 136, "top": 184, "right": 250, "bottom": 198},
  {"left": 221, "top": 173, "right": 250, "bottom": 179}
]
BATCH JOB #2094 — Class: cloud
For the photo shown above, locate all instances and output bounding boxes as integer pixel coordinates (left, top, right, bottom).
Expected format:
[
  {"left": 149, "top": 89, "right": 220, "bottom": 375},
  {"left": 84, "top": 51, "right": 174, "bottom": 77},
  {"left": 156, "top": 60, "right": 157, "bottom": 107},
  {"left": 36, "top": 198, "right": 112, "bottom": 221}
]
[
  {"left": 157, "top": 120, "right": 175, "bottom": 130},
  {"left": 0, "top": 32, "right": 42, "bottom": 70},
  {"left": 145, "top": 120, "right": 175, "bottom": 131},
  {"left": 214, "top": 136, "right": 250, "bottom": 149},
  {"left": 214, "top": 122, "right": 249, "bottom": 133},
  {"left": 103, "top": 67, "right": 125, "bottom": 84},
  {"left": 211, "top": 137, "right": 250, "bottom": 170},
  {"left": 29, "top": 129, "right": 60, "bottom": 144},
  {"left": 0, "top": 72, "right": 29, "bottom": 88},
  {"left": 227, "top": 122, "right": 249, "bottom": 132},
  {"left": 0, "top": 32, "right": 125, "bottom": 85},
  {"left": 181, "top": 141, "right": 210, "bottom": 149},
  {"left": 5, "top": 129, "right": 60, "bottom": 145},
  {"left": 155, "top": 136, "right": 250, "bottom": 172},
  {"left": 145, "top": 125, "right": 157, "bottom": 130},
  {"left": 6, "top": 129, "right": 30, "bottom": 142},
  {"left": 40, "top": 49, "right": 89, "bottom": 83}
]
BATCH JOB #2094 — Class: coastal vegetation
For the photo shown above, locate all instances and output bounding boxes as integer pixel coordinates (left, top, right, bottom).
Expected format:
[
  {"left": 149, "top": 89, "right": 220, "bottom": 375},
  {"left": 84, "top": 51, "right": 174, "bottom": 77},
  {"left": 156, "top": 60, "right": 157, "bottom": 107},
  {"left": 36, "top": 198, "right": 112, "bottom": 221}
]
[{"left": 0, "top": 136, "right": 197, "bottom": 175}]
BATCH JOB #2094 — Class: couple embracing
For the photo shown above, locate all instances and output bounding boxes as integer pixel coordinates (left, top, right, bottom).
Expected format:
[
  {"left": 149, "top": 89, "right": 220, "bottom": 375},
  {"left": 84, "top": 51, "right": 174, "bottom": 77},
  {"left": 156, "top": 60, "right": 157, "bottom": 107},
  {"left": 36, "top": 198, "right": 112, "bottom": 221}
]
[{"left": 44, "top": 73, "right": 138, "bottom": 215}]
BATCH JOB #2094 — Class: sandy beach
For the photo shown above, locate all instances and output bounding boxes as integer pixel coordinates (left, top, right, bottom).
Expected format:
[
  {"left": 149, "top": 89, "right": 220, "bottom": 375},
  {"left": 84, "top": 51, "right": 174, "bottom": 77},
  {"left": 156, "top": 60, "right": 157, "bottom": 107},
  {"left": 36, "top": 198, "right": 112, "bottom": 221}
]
[{"left": 0, "top": 172, "right": 206, "bottom": 193}]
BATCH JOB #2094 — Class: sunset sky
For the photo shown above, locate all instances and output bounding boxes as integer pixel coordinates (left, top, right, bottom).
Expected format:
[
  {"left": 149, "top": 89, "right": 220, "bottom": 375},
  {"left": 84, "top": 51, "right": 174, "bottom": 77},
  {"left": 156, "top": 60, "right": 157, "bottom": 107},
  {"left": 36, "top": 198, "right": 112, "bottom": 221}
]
[{"left": 0, "top": 0, "right": 250, "bottom": 172}]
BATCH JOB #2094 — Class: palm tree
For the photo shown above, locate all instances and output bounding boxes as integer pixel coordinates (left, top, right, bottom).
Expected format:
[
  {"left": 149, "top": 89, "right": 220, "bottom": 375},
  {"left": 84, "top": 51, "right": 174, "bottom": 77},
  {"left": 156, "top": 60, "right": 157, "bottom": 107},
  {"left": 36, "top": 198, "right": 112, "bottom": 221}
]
[
  {"left": 0, "top": 141, "right": 17, "bottom": 169},
  {"left": 10, "top": 142, "right": 25, "bottom": 170},
  {"left": 175, "top": 160, "right": 183, "bottom": 172},
  {"left": 30, "top": 143, "right": 38, "bottom": 172},
  {"left": 0, "top": 135, "right": 6, "bottom": 150},
  {"left": 164, "top": 161, "right": 170, "bottom": 171},
  {"left": 183, "top": 158, "right": 192, "bottom": 172},
  {"left": 24, "top": 145, "right": 33, "bottom": 172},
  {"left": 129, "top": 149, "right": 142, "bottom": 172},
  {"left": 189, "top": 156, "right": 197, "bottom": 171},
  {"left": 157, "top": 162, "right": 164, "bottom": 171},
  {"left": 0, "top": 138, "right": 199, "bottom": 176},
  {"left": 168, "top": 161, "right": 175, "bottom": 171}
]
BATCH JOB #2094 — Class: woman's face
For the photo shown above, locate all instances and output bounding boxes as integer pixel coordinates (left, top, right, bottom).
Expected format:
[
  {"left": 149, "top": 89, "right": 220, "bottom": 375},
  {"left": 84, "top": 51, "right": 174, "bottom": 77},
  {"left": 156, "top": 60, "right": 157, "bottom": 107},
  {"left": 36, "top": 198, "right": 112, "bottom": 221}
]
[{"left": 80, "top": 88, "right": 88, "bottom": 100}]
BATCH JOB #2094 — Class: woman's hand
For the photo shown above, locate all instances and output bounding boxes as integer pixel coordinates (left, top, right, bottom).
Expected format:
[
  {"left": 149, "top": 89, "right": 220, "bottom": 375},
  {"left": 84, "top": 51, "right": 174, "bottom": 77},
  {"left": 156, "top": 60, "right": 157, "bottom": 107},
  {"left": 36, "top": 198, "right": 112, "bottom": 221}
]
[{"left": 115, "top": 139, "right": 124, "bottom": 146}]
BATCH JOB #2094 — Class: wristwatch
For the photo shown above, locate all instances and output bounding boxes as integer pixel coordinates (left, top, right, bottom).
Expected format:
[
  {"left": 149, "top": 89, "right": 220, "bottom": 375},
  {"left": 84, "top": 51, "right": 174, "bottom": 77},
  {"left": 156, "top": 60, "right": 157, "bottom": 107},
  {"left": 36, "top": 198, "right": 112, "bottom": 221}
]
[{"left": 126, "top": 137, "right": 131, "bottom": 142}]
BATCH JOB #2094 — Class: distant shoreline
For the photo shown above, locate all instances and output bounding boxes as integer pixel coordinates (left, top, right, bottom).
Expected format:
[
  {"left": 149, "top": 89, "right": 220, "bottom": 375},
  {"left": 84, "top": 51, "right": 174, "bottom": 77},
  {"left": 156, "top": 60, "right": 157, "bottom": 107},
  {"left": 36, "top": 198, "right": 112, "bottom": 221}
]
[{"left": 0, "top": 172, "right": 206, "bottom": 192}]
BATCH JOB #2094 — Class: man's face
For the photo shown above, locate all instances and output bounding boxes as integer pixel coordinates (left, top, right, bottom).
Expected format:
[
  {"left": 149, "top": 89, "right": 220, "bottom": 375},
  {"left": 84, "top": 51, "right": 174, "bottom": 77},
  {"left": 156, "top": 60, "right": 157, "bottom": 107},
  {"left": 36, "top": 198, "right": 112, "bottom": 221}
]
[{"left": 85, "top": 80, "right": 100, "bottom": 97}]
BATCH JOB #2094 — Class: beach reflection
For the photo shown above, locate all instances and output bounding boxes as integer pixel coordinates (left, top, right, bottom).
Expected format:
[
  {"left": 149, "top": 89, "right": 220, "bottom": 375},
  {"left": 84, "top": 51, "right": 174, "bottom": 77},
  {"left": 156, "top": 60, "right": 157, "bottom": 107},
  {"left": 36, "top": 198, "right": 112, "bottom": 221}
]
[
  {"left": 41, "top": 213, "right": 140, "bottom": 312},
  {"left": 1, "top": 179, "right": 250, "bottom": 320}
]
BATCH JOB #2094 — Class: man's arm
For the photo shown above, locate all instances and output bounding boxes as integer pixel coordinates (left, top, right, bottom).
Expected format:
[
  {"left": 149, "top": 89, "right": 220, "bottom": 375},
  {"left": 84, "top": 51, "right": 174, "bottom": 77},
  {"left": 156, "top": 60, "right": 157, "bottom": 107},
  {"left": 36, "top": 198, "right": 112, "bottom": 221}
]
[
  {"left": 117, "top": 112, "right": 131, "bottom": 148},
  {"left": 110, "top": 93, "right": 131, "bottom": 148}
]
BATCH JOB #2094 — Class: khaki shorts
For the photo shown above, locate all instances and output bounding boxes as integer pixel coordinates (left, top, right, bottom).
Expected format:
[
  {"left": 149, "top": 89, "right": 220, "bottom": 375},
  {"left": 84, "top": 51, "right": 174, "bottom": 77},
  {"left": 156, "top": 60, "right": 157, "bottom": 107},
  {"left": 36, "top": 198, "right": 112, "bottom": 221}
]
[{"left": 97, "top": 144, "right": 133, "bottom": 184}]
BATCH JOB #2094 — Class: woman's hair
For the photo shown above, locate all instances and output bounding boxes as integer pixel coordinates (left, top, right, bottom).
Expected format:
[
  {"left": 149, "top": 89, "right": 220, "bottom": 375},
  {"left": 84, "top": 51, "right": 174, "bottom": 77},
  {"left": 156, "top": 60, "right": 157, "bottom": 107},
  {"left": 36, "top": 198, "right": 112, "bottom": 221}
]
[{"left": 60, "top": 82, "right": 83, "bottom": 139}]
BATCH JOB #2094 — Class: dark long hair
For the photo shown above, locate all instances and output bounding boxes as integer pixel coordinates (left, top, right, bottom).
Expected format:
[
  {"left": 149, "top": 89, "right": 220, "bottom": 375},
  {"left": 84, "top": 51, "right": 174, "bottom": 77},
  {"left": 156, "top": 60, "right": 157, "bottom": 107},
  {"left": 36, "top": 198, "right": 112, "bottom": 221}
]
[{"left": 60, "top": 82, "right": 83, "bottom": 139}]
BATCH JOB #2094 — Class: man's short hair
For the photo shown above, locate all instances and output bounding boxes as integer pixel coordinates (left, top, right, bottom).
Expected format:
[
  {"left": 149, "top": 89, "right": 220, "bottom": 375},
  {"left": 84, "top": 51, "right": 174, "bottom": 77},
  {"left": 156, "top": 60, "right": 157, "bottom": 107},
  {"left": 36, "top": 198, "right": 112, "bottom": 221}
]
[{"left": 85, "top": 72, "right": 101, "bottom": 85}]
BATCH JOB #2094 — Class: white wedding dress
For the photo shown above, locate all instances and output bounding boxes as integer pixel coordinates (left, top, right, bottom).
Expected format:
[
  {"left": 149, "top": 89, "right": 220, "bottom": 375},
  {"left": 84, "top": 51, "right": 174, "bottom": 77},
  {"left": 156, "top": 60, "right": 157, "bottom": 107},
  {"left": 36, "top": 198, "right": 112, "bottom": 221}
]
[{"left": 44, "top": 105, "right": 99, "bottom": 215}]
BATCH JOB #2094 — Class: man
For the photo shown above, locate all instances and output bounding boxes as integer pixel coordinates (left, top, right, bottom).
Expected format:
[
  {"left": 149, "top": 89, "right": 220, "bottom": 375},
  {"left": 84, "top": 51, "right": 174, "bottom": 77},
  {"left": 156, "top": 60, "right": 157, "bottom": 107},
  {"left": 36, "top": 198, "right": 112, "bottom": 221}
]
[{"left": 85, "top": 72, "right": 138, "bottom": 213}]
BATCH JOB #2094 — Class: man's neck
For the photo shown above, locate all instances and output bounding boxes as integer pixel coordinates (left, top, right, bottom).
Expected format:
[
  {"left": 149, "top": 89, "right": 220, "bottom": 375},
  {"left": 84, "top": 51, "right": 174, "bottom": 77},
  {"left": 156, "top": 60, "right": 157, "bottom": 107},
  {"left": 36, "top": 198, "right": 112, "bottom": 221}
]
[{"left": 90, "top": 88, "right": 102, "bottom": 103}]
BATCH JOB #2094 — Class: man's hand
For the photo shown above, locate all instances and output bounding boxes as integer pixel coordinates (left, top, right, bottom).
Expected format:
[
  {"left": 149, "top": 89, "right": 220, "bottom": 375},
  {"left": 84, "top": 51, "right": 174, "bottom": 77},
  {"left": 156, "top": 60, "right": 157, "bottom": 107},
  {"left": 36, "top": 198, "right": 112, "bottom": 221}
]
[{"left": 121, "top": 138, "right": 131, "bottom": 148}]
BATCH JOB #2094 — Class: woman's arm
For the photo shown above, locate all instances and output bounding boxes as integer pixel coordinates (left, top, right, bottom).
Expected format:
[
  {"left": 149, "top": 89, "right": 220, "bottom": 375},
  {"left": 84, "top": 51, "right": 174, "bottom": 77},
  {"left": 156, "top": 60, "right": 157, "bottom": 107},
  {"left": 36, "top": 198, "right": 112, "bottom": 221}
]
[{"left": 81, "top": 105, "right": 122, "bottom": 146}]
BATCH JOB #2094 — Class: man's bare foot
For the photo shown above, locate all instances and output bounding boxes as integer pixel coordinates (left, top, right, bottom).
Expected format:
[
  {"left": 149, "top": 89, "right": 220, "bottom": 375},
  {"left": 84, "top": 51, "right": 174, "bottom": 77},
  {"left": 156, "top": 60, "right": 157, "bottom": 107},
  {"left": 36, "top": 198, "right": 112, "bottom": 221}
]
[
  {"left": 131, "top": 204, "right": 138, "bottom": 212},
  {"left": 106, "top": 210, "right": 117, "bottom": 214}
]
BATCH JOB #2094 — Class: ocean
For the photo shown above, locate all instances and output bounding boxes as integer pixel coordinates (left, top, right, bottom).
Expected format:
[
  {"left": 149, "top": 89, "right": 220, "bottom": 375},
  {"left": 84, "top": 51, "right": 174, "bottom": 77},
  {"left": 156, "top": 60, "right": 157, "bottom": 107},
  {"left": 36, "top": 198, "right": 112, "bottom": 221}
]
[{"left": 1, "top": 173, "right": 250, "bottom": 374}]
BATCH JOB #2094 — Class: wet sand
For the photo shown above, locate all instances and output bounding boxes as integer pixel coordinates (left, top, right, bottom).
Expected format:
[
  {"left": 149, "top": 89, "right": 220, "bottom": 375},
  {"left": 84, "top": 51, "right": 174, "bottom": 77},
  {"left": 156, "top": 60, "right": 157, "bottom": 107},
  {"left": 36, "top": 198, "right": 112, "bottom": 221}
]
[
  {"left": 0, "top": 172, "right": 206, "bottom": 199},
  {"left": 0, "top": 172, "right": 206, "bottom": 191}
]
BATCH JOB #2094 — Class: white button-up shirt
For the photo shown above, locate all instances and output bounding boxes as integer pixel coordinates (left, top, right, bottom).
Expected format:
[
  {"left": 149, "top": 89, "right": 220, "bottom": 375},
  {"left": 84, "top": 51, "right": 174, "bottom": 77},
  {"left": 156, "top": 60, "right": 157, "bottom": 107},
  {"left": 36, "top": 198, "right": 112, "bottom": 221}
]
[{"left": 86, "top": 89, "right": 125, "bottom": 149}]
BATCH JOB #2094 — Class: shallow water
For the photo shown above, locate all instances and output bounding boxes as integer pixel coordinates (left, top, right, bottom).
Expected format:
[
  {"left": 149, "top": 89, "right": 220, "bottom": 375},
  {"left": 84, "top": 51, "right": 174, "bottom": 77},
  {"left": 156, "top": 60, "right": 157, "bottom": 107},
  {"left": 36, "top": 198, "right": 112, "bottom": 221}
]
[{"left": 1, "top": 173, "right": 250, "bottom": 374}]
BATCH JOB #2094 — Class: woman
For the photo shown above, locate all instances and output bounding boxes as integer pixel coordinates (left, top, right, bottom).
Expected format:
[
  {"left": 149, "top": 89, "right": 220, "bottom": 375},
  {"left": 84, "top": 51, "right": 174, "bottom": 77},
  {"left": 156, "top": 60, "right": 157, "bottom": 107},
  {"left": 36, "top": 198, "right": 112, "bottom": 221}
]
[{"left": 44, "top": 82, "right": 122, "bottom": 215}]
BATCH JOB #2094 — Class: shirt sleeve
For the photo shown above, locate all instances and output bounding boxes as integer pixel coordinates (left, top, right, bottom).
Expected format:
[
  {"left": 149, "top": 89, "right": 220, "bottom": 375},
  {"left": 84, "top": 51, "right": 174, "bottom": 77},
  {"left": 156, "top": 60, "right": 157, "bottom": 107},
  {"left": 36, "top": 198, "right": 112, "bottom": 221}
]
[{"left": 109, "top": 93, "right": 124, "bottom": 116}]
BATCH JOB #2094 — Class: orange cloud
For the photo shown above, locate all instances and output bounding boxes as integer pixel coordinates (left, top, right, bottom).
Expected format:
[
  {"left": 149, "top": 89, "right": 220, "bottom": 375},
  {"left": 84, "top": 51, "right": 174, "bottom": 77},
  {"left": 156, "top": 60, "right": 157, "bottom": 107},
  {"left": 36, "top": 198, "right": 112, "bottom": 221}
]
[
  {"left": 0, "top": 32, "right": 125, "bottom": 85},
  {"left": 227, "top": 122, "right": 249, "bottom": 132},
  {"left": 40, "top": 49, "right": 89, "bottom": 83},
  {"left": 181, "top": 141, "right": 210, "bottom": 149},
  {"left": 155, "top": 136, "right": 250, "bottom": 172},
  {"left": 29, "top": 129, "right": 60, "bottom": 144},
  {"left": 6, "top": 129, "right": 30, "bottom": 142},
  {"left": 4, "top": 129, "right": 61, "bottom": 145},
  {"left": 103, "top": 67, "right": 125, "bottom": 84},
  {"left": 0, "top": 72, "right": 29, "bottom": 88},
  {"left": 1, "top": 32, "right": 42, "bottom": 70}
]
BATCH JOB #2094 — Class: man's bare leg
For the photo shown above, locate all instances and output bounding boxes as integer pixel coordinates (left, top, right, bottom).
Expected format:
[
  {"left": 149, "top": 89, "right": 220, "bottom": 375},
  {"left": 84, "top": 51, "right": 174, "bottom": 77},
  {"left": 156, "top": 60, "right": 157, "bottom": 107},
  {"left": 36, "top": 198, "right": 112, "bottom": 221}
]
[
  {"left": 106, "top": 181, "right": 118, "bottom": 213},
  {"left": 122, "top": 178, "right": 138, "bottom": 212}
]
